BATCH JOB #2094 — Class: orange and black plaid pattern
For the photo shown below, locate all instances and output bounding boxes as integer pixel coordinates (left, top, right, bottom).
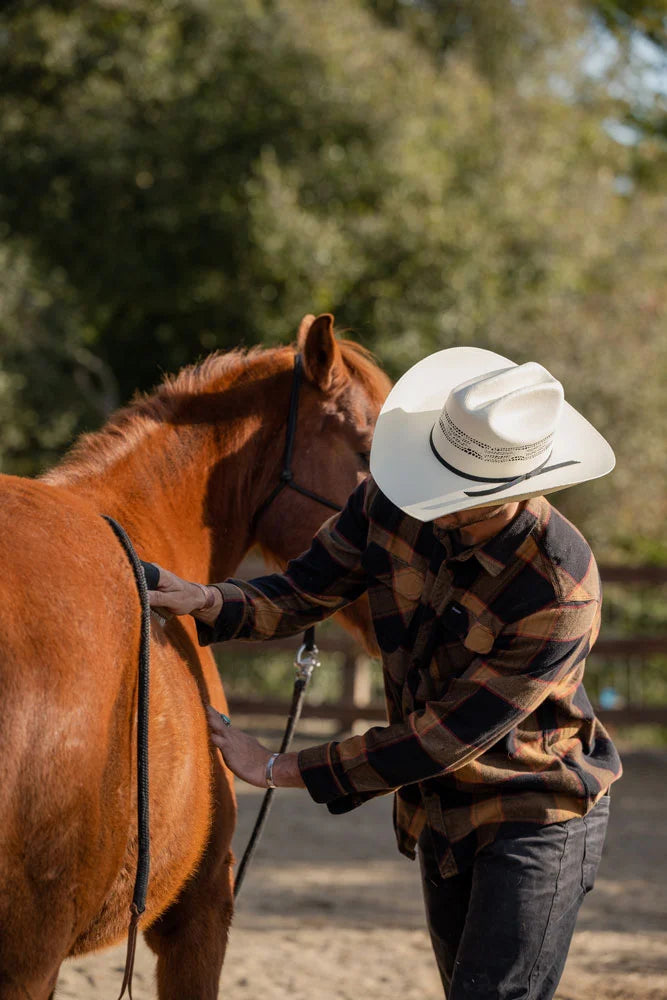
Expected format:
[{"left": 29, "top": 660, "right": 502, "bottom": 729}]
[{"left": 197, "top": 477, "right": 622, "bottom": 878}]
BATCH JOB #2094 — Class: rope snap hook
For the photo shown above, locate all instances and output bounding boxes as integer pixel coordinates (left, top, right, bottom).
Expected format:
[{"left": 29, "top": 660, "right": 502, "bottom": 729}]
[{"left": 295, "top": 640, "right": 321, "bottom": 684}]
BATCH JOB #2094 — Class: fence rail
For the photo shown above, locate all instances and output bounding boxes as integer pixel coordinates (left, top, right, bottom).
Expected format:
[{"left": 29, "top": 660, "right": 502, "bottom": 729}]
[
  {"left": 224, "top": 561, "right": 667, "bottom": 729},
  {"left": 226, "top": 697, "right": 667, "bottom": 729}
]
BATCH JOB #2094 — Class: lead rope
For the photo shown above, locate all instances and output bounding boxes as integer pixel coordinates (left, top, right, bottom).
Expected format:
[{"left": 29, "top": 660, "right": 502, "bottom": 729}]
[
  {"left": 233, "top": 626, "right": 320, "bottom": 898},
  {"left": 103, "top": 516, "right": 151, "bottom": 1000},
  {"left": 237, "top": 350, "right": 340, "bottom": 894}
]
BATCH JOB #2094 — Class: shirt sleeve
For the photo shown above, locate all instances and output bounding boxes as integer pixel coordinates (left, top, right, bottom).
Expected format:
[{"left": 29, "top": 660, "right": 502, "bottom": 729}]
[
  {"left": 298, "top": 597, "right": 600, "bottom": 809},
  {"left": 196, "top": 478, "right": 371, "bottom": 646}
]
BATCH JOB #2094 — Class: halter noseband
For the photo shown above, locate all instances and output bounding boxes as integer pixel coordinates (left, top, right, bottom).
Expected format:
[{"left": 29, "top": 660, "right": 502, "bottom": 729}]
[{"left": 250, "top": 353, "right": 343, "bottom": 535}]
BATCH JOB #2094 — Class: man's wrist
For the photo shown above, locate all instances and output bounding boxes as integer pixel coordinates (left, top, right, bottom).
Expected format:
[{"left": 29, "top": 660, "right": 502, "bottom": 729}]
[
  {"left": 191, "top": 584, "right": 223, "bottom": 625},
  {"left": 271, "top": 751, "right": 306, "bottom": 788},
  {"left": 192, "top": 583, "right": 215, "bottom": 611}
]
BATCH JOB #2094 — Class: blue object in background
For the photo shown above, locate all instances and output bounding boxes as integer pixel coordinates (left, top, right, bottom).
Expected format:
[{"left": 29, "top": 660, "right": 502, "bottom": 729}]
[{"left": 599, "top": 687, "right": 623, "bottom": 710}]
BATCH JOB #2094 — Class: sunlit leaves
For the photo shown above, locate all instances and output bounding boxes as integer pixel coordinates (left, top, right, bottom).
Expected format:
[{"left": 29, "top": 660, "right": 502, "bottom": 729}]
[{"left": 0, "top": 0, "right": 664, "bottom": 559}]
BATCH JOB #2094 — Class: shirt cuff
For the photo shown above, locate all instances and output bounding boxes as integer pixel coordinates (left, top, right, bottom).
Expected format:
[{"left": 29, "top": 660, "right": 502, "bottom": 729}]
[
  {"left": 298, "top": 740, "right": 356, "bottom": 803},
  {"left": 194, "top": 582, "right": 249, "bottom": 645},
  {"left": 298, "top": 742, "right": 385, "bottom": 815}
]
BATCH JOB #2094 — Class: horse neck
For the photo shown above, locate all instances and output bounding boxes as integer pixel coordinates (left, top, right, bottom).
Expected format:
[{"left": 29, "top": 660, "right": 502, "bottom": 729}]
[{"left": 47, "top": 370, "right": 292, "bottom": 584}]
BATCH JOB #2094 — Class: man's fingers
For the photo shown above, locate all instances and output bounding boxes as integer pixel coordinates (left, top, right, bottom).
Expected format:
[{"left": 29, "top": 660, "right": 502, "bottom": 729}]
[
  {"left": 205, "top": 705, "right": 232, "bottom": 738},
  {"left": 145, "top": 572, "right": 198, "bottom": 616},
  {"left": 147, "top": 590, "right": 176, "bottom": 614},
  {"left": 147, "top": 588, "right": 177, "bottom": 610}
]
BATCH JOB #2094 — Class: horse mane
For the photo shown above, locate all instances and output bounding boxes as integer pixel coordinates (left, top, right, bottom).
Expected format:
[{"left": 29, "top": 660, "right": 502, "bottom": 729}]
[{"left": 42, "top": 337, "right": 386, "bottom": 485}]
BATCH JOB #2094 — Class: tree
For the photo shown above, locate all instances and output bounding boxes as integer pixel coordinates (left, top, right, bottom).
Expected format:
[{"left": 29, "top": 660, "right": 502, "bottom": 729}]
[{"left": 0, "top": 0, "right": 664, "bottom": 558}]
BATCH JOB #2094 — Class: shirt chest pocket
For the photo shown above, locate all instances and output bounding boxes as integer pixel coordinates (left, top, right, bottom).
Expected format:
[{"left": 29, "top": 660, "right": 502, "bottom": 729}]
[
  {"left": 412, "top": 601, "right": 496, "bottom": 703},
  {"left": 437, "top": 601, "right": 496, "bottom": 660}
]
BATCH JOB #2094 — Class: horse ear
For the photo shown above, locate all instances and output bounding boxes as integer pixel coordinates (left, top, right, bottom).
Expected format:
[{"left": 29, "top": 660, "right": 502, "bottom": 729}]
[
  {"left": 297, "top": 313, "right": 347, "bottom": 393},
  {"left": 296, "top": 314, "right": 316, "bottom": 342}
]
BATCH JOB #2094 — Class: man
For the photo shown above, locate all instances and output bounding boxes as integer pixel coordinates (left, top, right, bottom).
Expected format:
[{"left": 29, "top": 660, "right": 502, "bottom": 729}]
[{"left": 147, "top": 346, "right": 622, "bottom": 1000}]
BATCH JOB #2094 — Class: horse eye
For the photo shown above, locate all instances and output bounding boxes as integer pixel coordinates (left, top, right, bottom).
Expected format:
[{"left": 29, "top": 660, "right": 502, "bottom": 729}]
[{"left": 358, "top": 452, "right": 370, "bottom": 469}]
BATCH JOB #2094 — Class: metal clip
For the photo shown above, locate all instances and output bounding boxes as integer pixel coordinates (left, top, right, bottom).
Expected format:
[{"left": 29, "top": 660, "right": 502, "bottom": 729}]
[{"left": 294, "top": 641, "right": 321, "bottom": 683}]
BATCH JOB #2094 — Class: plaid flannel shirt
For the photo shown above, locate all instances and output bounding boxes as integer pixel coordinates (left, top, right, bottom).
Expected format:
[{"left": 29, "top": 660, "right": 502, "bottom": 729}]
[{"left": 197, "top": 477, "right": 622, "bottom": 877}]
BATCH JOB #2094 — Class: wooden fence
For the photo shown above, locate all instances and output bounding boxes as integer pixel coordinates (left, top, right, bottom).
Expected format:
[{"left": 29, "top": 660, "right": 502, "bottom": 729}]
[{"left": 224, "top": 560, "right": 667, "bottom": 730}]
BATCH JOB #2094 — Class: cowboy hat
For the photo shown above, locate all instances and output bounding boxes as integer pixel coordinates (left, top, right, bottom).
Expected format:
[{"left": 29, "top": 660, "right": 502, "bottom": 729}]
[{"left": 369, "top": 346, "right": 615, "bottom": 521}]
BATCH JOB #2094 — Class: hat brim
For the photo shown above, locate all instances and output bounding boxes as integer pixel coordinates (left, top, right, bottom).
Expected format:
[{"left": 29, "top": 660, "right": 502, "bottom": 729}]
[{"left": 369, "top": 347, "right": 615, "bottom": 522}]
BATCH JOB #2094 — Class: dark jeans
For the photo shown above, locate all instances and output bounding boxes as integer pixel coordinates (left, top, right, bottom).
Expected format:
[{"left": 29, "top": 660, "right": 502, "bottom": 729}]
[{"left": 418, "top": 796, "right": 610, "bottom": 1000}]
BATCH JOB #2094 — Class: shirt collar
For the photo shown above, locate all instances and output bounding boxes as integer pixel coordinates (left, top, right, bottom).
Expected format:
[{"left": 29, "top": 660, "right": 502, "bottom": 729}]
[{"left": 432, "top": 497, "right": 547, "bottom": 577}]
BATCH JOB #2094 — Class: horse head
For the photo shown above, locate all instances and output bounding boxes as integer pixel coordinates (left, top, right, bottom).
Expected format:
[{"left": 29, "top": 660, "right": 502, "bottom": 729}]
[{"left": 249, "top": 313, "right": 391, "bottom": 652}]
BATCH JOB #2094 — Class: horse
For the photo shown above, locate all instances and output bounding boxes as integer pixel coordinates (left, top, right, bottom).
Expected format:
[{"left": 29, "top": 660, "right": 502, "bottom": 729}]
[{"left": 0, "top": 313, "right": 390, "bottom": 1000}]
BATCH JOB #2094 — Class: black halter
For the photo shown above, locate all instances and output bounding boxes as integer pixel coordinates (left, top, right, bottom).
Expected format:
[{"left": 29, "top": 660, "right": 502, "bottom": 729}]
[{"left": 251, "top": 353, "right": 343, "bottom": 534}]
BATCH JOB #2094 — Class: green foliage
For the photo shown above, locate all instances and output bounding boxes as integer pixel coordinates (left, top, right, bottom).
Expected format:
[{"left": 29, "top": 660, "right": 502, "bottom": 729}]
[
  {"left": 0, "top": 242, "right": 118, "bottom": 472},
  {"left": 612, "top": 724, "right": 667, "bottom": 748},
  {"left": 593, "top": 0, "right": 667, "bottom": 50},
  {"left": 0, "top": 0, "right": 665, "bottom": 561},
  {"left": 214, "top": 647, "right": 351, "bottom": 706}
]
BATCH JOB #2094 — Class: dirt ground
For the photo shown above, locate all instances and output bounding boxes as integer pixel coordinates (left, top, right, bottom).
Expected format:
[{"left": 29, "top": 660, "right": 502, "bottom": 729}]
[{"left": 56, "top": 747, "right": 667, "bottom": 1000}]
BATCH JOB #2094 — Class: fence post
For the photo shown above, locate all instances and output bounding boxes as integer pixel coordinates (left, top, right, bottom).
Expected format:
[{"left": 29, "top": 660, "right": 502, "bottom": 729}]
[{"left": 339, "top": 652, "right": 373, "bottom": 732}]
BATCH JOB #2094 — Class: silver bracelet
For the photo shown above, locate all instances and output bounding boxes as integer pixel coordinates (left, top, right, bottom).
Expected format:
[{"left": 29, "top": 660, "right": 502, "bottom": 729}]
[
  {"left": 194, "top": 583, "right": 216, "bottom": 612},
  {"left": 265, "top": 752, "right": 280, "bottom": 789}
]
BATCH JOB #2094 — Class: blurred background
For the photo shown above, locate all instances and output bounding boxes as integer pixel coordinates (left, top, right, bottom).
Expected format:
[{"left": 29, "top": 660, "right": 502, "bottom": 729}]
[
  {"left": 1, "top": 0, "right": 665, "bottom": 737},
  {"left": 3, "top": 4, "right": 666, "bottom": 997}
]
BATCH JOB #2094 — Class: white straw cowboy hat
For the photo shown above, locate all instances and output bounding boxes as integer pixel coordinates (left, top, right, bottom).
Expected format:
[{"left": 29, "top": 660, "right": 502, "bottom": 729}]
[{"left": 369, "top": 347, "right": 615, "bottom": 522}]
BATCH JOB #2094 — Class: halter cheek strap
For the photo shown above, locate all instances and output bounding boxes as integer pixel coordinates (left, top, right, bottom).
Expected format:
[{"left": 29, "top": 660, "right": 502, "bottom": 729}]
[
  {"left": 251, "top": 353, "right": 343, "bottom": 535},
  {"left": 428, "top": 428, "right": 580, "bottom": 499}
]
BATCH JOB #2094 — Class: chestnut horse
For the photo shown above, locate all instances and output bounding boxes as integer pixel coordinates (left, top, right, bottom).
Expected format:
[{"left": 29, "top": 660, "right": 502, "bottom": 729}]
[{"left": 0, "top": 314, "right": 390, "bottom": 1000}]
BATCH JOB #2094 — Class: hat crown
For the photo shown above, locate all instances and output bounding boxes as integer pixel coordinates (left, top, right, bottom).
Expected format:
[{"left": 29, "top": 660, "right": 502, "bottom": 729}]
[{"left": 434, "top": 363, "right": 564, "bottom": 480}]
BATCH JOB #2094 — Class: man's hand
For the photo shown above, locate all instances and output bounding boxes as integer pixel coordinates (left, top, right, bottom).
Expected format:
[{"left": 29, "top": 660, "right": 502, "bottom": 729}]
[
  {"left": 146, "top": 564, "right": 222, "bottom": 624},
  {"left": 206, "top": 706, "right": 305, "bottom": 788},
  {"left": 206, "top": 706, "right": 272, "bottom": 787}
]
